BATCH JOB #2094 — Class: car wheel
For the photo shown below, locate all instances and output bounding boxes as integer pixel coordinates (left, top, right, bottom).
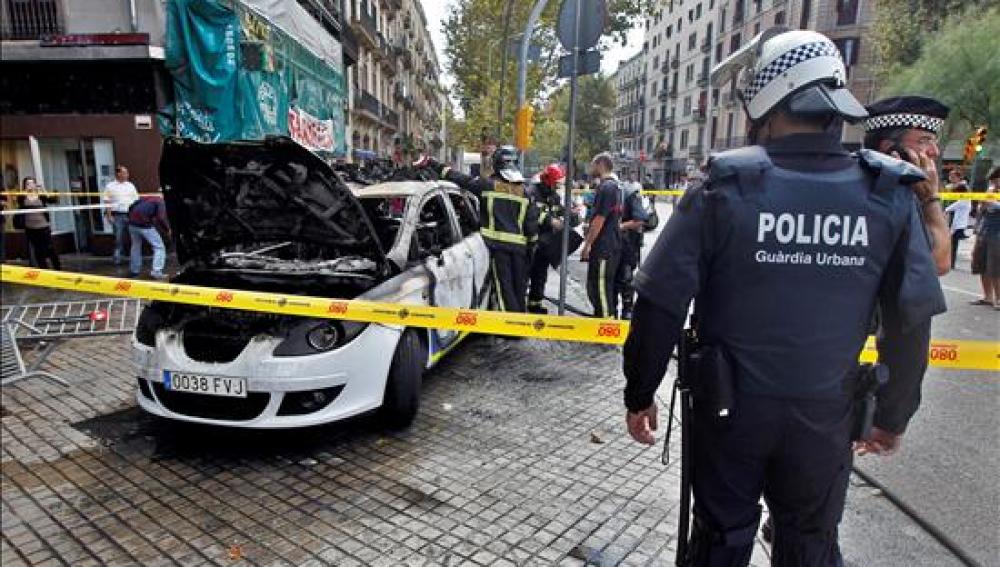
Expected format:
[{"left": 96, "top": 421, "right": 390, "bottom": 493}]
[{"left": 378, "top": 329, "right": 424, "bottom": 429}]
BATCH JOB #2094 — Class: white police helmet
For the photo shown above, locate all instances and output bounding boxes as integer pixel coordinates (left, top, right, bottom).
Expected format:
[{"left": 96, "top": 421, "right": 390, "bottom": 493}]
[{"left": 711, "top": 27, "right": 867, "bottom": 123}]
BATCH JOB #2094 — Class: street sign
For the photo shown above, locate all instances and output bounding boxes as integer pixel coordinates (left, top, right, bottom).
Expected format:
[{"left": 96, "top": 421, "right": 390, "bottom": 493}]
[
  {"left": 508, "top": 41, "right": 542, "bottom": 62},
  {"left": 556, "top": 0, "right": 606, "bottom": 51},
  {"left": 557, "top": 49, "right": 601, "bottom": 78}
]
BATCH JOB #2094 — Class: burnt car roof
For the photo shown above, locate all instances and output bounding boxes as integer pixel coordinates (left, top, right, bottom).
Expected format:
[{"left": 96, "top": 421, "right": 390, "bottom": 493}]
[{"left": 351, "top": 180, "right": 460, "bottom": 199}]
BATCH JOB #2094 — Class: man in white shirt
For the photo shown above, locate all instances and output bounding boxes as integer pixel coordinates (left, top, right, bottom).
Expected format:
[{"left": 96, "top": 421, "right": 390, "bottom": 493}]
[{"left": 103, "top": 165, "right": 139, "bottom": 265}]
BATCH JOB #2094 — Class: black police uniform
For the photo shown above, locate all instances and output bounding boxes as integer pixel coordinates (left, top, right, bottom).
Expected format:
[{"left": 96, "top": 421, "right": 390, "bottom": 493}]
[
  {"left": 587, "top": 175, "right": 624, "bottom": 318},
  {"left": 526, "top": 182, "right": 580, "bottom": 313},
  {"left": 614, "top": 184, "right": 648, "bottom": 319},
  {"left": 440, "top": 168, "right": 539, "bottom": 312},
  {"left": 623, "top": 133, "right": 945, "bottom": 566}
]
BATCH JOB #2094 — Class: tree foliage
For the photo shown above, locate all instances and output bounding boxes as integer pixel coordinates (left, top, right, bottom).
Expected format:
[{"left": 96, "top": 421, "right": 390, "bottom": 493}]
[
  {"left": 870, "top": 0, "right": 1000, "bottom": 75},
  {"left": 882, "top": 6, "right": 1000, "bottom": 156},
  {"left": 442, "top": 0, "right": 652, "bottom": 149},
  {"left": 546, "top": 75, "right": 616, "bottom": 167}
]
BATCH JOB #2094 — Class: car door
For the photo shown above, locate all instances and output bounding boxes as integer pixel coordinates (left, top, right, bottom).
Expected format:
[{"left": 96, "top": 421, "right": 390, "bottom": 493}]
[
  {"left": 446, "top": 188, "right": 489, "bottom": 307},
  {"left": 415, "top": 191, "right": 473, "bottom": 358}
]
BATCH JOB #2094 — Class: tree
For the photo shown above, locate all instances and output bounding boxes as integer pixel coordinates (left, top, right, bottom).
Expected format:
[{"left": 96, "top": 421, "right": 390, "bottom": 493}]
[
  {"left": 882, "top": 6, "right": 1000, "bottom": 159},
  {"left": 546, "top": 75, "right": 616, "bottom": 168},
  {"left": 442, "top": 0, "right": 652, "bottom": 149},
  {"left": 870, "top": 0, "right": 999, "bottom": 76}
]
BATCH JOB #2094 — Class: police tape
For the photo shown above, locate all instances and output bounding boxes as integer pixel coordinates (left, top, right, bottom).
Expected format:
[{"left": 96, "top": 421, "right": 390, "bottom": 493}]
[
  {"left": 1, "top": 264, "right": 997, "bottom": 370},
  {"left": 0, "top": 264, "right": 629, "bottom": 345}
]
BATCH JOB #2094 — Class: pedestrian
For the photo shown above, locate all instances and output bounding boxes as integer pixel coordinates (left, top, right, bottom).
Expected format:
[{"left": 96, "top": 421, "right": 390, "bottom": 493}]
[
  {"left": 127, "top": 196, "right": 170, "bottom": 279},
  {"left": 103, "top": 165, "right": 139, "bottom": 266},
  {"left": 623, "top": 28, "right": 944, "bottom": 566},
  {"left": 615, "top": 176, "right": 648, "bottom": 320},
  {"left": 14, "top": 177, "right": 61, "bottom": 270},
  {"left": 580, "top": 152, "right": 623, "bottom": 318},
  {"left": 415, "top": 146, "right": 538, "bottom": 312},
  {"left": 641, "top": 173, "right": 656, "bottom": 204},
  {"left": 944, "top": 169, "right": 972, "bottom": 269},
  {"left": 862, "top": 95, "right": 953, "bottom": 274},
  {"left": 526, "top": 163, "right": 580, "bottom": 314},
  {"left": 970, "top": 168, "right": 1000, "bottom": 308}
]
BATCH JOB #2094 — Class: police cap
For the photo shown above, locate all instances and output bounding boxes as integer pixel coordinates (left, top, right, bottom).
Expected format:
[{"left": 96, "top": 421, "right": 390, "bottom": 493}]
[{"left": 863, "top": 96, "right": 950, "bottom": 136}]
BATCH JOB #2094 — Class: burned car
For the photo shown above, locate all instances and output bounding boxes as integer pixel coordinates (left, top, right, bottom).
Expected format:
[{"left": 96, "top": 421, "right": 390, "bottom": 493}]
[{"left": 133, "top": 137, "right": 489, "bottom": 428}]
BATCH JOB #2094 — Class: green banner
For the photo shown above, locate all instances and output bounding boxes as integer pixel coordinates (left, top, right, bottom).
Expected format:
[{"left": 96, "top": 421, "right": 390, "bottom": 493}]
[{"left": 162, "top": 0, "right": 346, "bottom": 155}]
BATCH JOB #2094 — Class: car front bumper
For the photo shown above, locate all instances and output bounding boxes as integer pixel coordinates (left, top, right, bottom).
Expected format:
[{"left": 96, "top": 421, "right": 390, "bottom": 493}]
[{"left": 133, "top": 323, "right": 402, "bottom": 428}]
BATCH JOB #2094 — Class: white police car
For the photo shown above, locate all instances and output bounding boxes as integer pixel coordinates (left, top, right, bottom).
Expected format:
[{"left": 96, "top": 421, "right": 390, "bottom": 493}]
[{"left": 133, "top": 137, "right": 489, "bottom": 428}]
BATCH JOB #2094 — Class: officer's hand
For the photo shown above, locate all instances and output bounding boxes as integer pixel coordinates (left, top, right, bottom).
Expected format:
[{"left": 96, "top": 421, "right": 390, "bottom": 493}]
[
  {"left": 855, "top": 427, "right": 902, "bottom": 456},
  {"left": 580, "top": 244, "right": 591, "bottom": 262},
  {"left": 626, "top": 405, "right": 658, "bottom": 445},
  {"left": 895, "top": 148, "right": 939, "bottom": 202}
]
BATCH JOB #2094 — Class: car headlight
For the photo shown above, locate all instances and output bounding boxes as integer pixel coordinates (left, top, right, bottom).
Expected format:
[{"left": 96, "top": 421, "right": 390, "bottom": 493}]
[{"left": 273, "top": 319, "right": 368, "bottom": 356}]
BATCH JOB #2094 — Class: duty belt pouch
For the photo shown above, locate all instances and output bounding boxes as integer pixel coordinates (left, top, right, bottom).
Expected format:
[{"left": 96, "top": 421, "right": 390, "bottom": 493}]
[
  {"left": 849, "top": 363, "right": 889, "bottom": 441},
  {"left": 690, "top": 345, "right": 736, "bottom": 422}
]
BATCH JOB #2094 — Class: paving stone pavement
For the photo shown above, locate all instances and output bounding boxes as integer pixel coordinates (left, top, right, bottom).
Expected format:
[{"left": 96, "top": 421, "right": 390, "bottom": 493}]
[{"left": 0, "top": 328, "right": 964, "bottom": 566}]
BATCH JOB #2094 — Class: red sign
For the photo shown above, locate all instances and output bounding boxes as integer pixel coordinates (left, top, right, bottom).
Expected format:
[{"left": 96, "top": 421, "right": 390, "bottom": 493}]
[
  {"left": 455, "top": 311, "right": 478, "bottom": 326},
  {"left": 327, "top": 301, "right": 349, "bottom": 315},
  {"left": 597, "top": 323, "right": 622, "bottom": 338},
  {"left": 288, "top": 107, "right": 335, "bottom": 153},
  {"left": 215, "top": 292, "right": 234, "bottom": 303}
]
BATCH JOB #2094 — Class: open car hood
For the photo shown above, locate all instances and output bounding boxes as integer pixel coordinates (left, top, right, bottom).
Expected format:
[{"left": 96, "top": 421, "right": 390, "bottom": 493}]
[{"left": 160, "top": 137, "right": 386, "bottom": 267}]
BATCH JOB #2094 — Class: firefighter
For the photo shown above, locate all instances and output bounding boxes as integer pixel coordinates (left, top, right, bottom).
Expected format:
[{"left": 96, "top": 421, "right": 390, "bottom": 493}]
[
  {"left": 415, "top": 146, "right": 538, "bottom": 312},
  {"left": 526, "top": 163, "right": 581, "bottom": 314}
]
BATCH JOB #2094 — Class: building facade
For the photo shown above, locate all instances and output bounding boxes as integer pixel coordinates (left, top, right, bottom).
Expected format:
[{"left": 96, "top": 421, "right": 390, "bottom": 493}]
[
  {"left": 610, "top": 52, "right": 647, "bottom": 179},
  {"left": 624, "top": 0, "right": 878, "bottom": 186},
  {"left": 344, "top": 0, "right": 446, "bottom": 161},
  {"left": 710, "top": 0, "right": 876, "bottom": 152},
  {"left": 640, "top": 0, "right": 721, "bottom": 185}
]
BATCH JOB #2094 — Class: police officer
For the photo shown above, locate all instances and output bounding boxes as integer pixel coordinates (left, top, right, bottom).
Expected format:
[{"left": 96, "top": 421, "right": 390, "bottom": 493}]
[
  {"left": 581, "top": 152, "right": 624, "bottom": 318},
  {"left": 615, "top": 178, "right": 649, "bottom": 320},
  {"left": 863, "top": 96, "right": 952, "bottom": 275},
  {"left": 622, "top": 29, "right": 945, "bottom": 566},
  {"left": 526, "top": 163, "right": 580, "bottom": 314},
  {"left": 415, "top": 146, "right": 538, "bottom": 312}
]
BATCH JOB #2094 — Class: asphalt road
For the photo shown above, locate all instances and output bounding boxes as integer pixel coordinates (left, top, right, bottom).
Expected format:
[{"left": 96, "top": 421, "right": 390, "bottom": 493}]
[{"left": 555, "top": 203, "right": 999, "bottom": 566}]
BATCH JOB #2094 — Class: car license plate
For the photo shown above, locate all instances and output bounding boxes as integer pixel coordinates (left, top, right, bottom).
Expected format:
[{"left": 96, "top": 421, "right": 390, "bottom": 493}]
[{"left": 163, "top": 370, "right": 247, "bottom": 398}]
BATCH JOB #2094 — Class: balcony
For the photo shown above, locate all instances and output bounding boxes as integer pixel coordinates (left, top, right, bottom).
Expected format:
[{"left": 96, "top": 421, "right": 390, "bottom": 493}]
[
  {"left": 713, "top": 136, "right": 749, "bottom": 150},
  {"left": 660, "top": 61, "right": 670, "bottom": 73},
  {"left": 351, "top": 8, "right": 378, "bottom": 49},
  {"left": 670, "top": 57, "right": 680, "bottom": 69},
  {"left": 689, "top": 145, "right": 704, "bottom": 157},
  {"left": 382, "top": 106, "right": 399, "bottom": 131},
  {"left": 341, "top": 26, "right": 359, "bottom": 66},
  {"left": 2, "top": 0, "right": 63, "bottom": 40},
  {"left": 656, "top": 116, "right": 676, "bottom": 130},
  {"left": 297, "top": 0, "right": 343, "bottom": 37},
  {"left": 700, "top": 40, "right": 711, "bottom": 54},
  {"left": 696, "top": 73, "right": 709, "bottom": 88},
  {"left": 669, "top": 88, "right": 678, "bottom": 99},
  {"left": 658, "top": 90, "right": 669, "bottom": 102},
  {"left": 355, "top": 90, "right": 381, "bottom": 121},
  {"left": 693, "top": 108, "right": 707, "bottom": 122}
]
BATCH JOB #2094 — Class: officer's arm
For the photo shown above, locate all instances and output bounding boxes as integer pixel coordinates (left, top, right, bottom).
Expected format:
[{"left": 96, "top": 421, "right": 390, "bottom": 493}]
[
  {"left": 524, "top": 199, "right": 540, "bottom": 241},
  {"left": 623, "top": 189, "right": 706, "bottom": 412},
  {"left": 874, "top": 199, "right": 947, "bottom": 434},
  {"left": 440, "top": 167, "right": 487, "bottom": 198}
]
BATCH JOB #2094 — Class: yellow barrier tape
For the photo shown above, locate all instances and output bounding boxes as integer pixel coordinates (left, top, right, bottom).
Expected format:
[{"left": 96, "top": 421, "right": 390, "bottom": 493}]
[
  {"left": 2, "top": 264, "right": 996, "bottom": 370},
  {"left": 0, "top": 264, "right": 628, "bottom": 345}
]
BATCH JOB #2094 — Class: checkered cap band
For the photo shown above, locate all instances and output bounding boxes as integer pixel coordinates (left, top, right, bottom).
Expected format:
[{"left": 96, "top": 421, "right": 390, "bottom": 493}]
[
  {"left": 863, "top": 113, "right": 945, "bottom": 134},
  {"left": 743, "top": 41, "right": 842, "bottom": 101}
]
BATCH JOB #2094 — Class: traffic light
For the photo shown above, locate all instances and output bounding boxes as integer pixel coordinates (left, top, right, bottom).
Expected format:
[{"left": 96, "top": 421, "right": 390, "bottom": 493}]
[
  {"left": 514, "top": 105, "right": 535, "bottom": 151},
  {"left": 964, "top": 126, "right": 988, "bottom": 164}
]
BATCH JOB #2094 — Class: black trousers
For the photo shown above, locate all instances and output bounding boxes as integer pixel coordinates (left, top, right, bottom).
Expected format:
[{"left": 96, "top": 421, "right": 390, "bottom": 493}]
[
  {"left": 25, "top": 227, "right": 61, "bottom": 270},
  {"left": 615, "top": 243, "right": 640, "bottom": 317},
  {"left": 688, "top": 394, "right": 852, "bottom": 567},
  {"left": 586, "top": 252, "right": 620, "bottom": 318},
  {"left": 950, "top": 230, "right": 964, "bottom": 269},
  {"left": 527, "top": 249, "right": 549, "bottom": 310},
  {"left": 490, "top": 248, "right": 528, "bottom": 312}
]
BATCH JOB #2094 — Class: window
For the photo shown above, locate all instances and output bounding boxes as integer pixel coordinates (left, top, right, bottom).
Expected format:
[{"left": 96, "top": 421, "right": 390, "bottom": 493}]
[
  {"left": 730, "top": 33, "right": 742, "bottom": 55},
  {"left": 837, "top": 0, "right": 859, "bottom": 25},
  {"left": 653, "top": 55, "right": 660, "bottom": 69},
  {"left": 775, "top": 10, "right": 786, "bottom": 25},
  {"left": 685, "top": 64, "right": 694, "bottom": 83},
  {"left": 688, "top": 32, "right": 697, "bottom": 51},
  {"left": 833, "top": 37, "right": 861, "bottom": 66},
  {"left": 448, "top": 192, "right": 479, "bottom": 237},
  {"left": 680, "top": 129, "right": 689, "bottom": 149},
  {"left": 800, "top": 0, "right": 812, "bottom": 28},
  {"left": 688, "top": 9, "right": 694, "bottom": 22},
  {"left": 413, "top": 195, "right": 458, "bottom": 259},
  {"left": 678, "top": 18, "right": 683, "bottom": 31},
  {"left": 720, "top": 7, "right": 727, "bottom": 32},
  {"left": 683, "top": 96, "right": 692, "bottom": 115},
  {"left": 733, "top": 0, "right": 744, "bottom": 24},
  {"left": 696, "top": 3, "right": 702, "bottom": 18},
  {"left": 666, "top": 24, "right": 672, "bottom": 38},
  {"left": 753, "top": 22, "right": 760, "bottom": 35},
  {"left": 716, "top": 42, "right": 724, "bottom": 62}
]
